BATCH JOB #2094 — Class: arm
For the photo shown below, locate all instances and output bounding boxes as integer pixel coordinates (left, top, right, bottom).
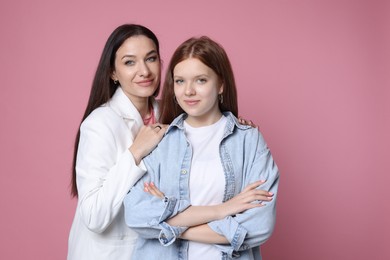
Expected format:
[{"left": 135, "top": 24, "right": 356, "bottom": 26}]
[
  {"left": 143, "top": 184, "right": 232, "bottom": 245},
  {"left": 76, "top": 113, "right": 164, "bottom": 233},
  {"left": 181, "top": 224, "right": 229, "bottom": 244},
  {"left": 124, "top": 151, "right": 191, "bottom": 245},
  {"left": 207, "top": 131, "right": 280, "bottom": 253},
  {"left": 145, "top": 180, "right": 273, "bottom": 227},
  {"left": 76, "top": 115, "right": 145, "bottom": 233},
  {"left": 172, "top": 131, "right": 279, "bottom": 255},
  {"left": 125, "top": 162, "right": 272, "bottom": 245}
]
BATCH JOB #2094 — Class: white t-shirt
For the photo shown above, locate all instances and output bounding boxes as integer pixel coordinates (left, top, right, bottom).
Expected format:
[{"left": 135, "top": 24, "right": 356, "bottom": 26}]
[{"left": 184, "top": 116, "right": 227, "bottom": 259}]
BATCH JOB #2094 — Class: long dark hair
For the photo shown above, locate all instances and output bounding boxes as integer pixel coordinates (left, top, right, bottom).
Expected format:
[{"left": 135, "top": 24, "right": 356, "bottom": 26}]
[
  {"left": 159, "top": 36, "right": 238, "bottom": 124},
  {"left": 70, "top": 24, "right": 160, "bottom": 197}
]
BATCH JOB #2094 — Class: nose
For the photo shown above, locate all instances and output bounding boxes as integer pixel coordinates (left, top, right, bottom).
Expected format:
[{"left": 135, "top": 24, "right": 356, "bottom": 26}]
[
  {"left": 138, "top": 61, "right": 151, "bottom": 77},
  {"left": 184, "top": 82, "right": 195, "bottom": 96}
]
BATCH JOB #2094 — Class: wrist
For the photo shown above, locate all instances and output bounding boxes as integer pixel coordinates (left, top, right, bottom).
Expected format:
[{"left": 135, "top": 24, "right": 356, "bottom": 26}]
[
  {"left": 214, "top": 204, "right": 227, "bottom": 220},
  {"left": 129, "top": 147, "right": 141, "bottom": 165}
]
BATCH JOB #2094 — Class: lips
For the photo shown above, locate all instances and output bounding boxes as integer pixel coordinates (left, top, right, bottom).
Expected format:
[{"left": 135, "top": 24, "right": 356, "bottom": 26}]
[
  {"left": 136, "top": 79, "right": 154, "bottom": 87},
  {"left": 184, "top": 100, "right": 199, "bottom": 106}
]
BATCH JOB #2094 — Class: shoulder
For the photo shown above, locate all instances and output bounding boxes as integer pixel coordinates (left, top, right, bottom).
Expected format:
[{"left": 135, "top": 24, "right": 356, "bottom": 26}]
[
  {"left": 240, "top": 124, "right": 266, "bottom": 145},
  {"left": 225, "top": 114, "right": 267, "bottom": 153},
  {"left": 235, "top": 125, "right": 265, "bottom": 144},
  {"left": 80, "top": 106, "right": 123, "bottom": 133},
  {"left": 224, "top": 112, "right": 261, "bottom": 138}
]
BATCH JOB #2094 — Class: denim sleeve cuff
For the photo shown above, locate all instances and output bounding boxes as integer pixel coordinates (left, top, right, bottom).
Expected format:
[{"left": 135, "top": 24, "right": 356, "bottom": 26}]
[
  {"left": 158, "top": 222, "right": 188, "bottom": 246},
  {"left": 158, "top": 196, "right": 191, "bottom": 221},
  {"left": 208, "top": 216, "right": 248, "bottom": 252},
  {"left": 157, "top": 197, "right": 190, "bottom": 246}
]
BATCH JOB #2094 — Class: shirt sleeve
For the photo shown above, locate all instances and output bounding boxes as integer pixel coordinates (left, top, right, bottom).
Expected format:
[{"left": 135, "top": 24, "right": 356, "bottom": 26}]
[
  {"left": 124, "top": 150, "right": 190, "bottom": 246},
  {"left": 208, "top": 130, "right": 280, "bottom": 256},
  {"left": 76, "top": 113, "right": 146, "bottom": 233}
]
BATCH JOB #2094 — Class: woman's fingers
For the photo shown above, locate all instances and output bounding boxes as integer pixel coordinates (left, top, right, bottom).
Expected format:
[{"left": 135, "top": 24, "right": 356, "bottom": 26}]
[
  {"left": 241, "top": 180, "right": 265, "bottom": 193},
  {"left": 149, "top": 182, "right": 165, "bottom": 198},
  {"left": 240, "top": 180, "right": 273, "bottom": 201},
  {"left": 238, "top": 116, "right": 258, "bottom": 128},
  {"left": 144, "top": 182, "right": 165, "bottom": 199},
  {"left": 242, "top": 189, "right": 274, "bottom": 202},
  {"left": 151, "top": 123, "right": 168, "bottom": 134},
  {"left": 221, "top": 185, "right": 274, "bottom": 216}
]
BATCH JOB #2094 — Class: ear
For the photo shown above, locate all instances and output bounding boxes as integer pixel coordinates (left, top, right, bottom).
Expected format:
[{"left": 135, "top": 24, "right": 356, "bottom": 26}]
[
  {"left": 218, "top": 83, "right": 224, "bottom": 95},
  {"left": 111, "top": 71, "right": 117, "bottom": 81}
]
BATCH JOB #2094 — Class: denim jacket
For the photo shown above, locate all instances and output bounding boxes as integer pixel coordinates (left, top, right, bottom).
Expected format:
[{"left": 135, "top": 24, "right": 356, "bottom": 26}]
[{"left": 124, "top": 112, "right": 279, "bottom": 260}]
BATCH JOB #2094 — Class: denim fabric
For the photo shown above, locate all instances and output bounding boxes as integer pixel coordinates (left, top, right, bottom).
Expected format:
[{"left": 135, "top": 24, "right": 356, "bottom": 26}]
[{"left": 124, "top": 112, "right": 280, "bottom": 259}]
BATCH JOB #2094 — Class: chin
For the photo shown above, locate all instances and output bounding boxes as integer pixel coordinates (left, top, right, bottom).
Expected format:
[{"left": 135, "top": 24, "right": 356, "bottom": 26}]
[{"left": 139, "top": 89, "right": 157, "bottom": 97}]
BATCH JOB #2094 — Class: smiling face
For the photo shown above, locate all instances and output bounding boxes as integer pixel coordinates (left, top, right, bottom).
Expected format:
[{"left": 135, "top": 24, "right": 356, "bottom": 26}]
[
  {"left": 111, "top": 35, "right": 160, "bottom": 104},
  {"left": 173, "top": 58, "right": 223, "bottom": 127}
]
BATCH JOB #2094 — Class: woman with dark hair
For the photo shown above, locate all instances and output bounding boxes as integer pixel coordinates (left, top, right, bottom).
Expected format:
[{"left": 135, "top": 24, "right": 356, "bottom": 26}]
[
  {"left": 67, "top": 24, "right": 167, "bottom": 260},
  {"left": 124, "top": 36, "right": 280, "bottom": 259}
]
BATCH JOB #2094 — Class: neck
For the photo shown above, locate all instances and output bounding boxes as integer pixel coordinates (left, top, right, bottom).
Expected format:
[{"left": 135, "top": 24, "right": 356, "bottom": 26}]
[
  {"left": 130, "top": 96, "right": 151, "bottom": 119},
  {"left": 185, "top": 111, "right": 223, "bottom": 128}
]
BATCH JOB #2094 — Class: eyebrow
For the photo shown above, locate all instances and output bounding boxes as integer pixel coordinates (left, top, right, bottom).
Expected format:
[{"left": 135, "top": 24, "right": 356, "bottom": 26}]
[
  {"left": 174, "top": 74, "right": 209, "bottom": 78},
  {"left": 121, "top": 50, "right": 157, "bottom": 60}
]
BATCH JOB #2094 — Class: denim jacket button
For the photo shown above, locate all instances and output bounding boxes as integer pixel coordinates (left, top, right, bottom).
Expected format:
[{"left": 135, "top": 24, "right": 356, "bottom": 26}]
[{"left": 181, "top": 169, "right": 187, "bottom": 174}]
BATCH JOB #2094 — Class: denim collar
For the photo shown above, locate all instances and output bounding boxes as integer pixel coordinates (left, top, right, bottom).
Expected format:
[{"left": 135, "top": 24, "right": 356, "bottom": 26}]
[{"left": 166, "top": 111, "right": 251, "bottom": 135}]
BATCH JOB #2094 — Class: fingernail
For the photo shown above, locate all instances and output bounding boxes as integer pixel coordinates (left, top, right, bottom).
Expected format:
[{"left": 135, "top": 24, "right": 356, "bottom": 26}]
[{"left": 268, "top": 192, "right": 273, "bottom": 195}]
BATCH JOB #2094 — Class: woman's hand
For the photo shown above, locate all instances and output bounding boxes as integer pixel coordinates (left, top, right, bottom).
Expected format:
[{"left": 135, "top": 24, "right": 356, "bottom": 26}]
[
  {"left": 238, "top": 116, "right": 258, "bottom": 128},
  {"left": 216, "top": 180, "right": 273, "bottom": 218},
  {"left": 143, "top": 182, "right": 165, "bottom": 199},
  {"left": 129, "top": 123, "right": 168, "bottom": 165}
]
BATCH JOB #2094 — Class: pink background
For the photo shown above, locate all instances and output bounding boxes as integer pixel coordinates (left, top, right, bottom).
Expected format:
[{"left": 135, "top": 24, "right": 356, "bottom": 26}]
[{"left": 1, "top": 0, "right": 389, "bottom": 259}]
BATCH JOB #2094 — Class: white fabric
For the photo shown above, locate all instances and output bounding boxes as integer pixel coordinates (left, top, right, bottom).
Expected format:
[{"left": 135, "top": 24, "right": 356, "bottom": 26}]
[
  {"left": 184, "top": 116, "right": 227, "bottom": 260},
  {"left": 68, "top": 87, "right": 158, "bottom": 260}
]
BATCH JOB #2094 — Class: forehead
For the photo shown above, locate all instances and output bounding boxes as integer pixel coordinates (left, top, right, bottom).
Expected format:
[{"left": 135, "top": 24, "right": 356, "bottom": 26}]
[
  {"left": 174, "top": 58, "right": 215, "bottom": 77},
  {"left": 116, "top": 35, "right": 157, "bottom": 57}
]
